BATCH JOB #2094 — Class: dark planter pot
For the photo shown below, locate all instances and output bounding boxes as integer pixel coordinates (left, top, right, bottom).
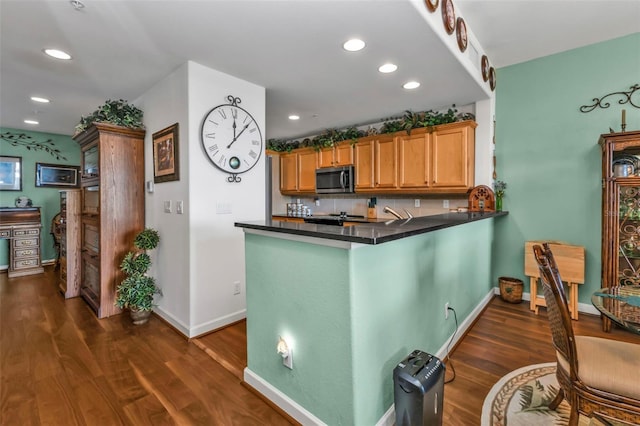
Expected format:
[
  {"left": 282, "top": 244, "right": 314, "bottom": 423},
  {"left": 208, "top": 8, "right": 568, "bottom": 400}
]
[{"left": 130, "top": 308, "right": 151, "bottom": 325}]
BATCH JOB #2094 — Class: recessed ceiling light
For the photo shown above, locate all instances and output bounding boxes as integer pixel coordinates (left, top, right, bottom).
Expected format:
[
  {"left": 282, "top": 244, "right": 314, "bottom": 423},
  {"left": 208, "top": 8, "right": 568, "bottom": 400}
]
[
  {"left": 343, "top": 39, "right": 365, "bottom": 52},
  {"left": 69, "top": 0, "right": 85, "bottom": 10},
  {"left": 43, "top": 48, "right": 72, "bottom": 60},
  {"left": 378, "top": 63, "right": 398, "bottom": 73},
  {"left": 289, "top": 115, "right": 300, "bottom": 120},
  {"left": 31, "top": 96, "right": 50, "bottom": 103},
  {"left": 24, "top": 119, "right": 39, "bottom": 125},
  {"left": 403, "top": 81, "right": 421, "bottom": 90}
]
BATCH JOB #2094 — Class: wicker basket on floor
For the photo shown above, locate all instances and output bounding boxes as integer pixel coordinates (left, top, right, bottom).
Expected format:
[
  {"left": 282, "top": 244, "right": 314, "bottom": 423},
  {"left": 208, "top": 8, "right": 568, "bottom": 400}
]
[{"left": 499, "top": 277, "right": 523, "bottom": 303}]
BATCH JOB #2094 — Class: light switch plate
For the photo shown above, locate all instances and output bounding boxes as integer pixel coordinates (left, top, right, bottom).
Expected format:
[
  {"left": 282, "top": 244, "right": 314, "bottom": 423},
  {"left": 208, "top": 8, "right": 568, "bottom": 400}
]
[
  {"left": 164, "top": 201, "right": 172, "bottom": 213},
  {"left": 176, "top": 200, "right": 184, "bottom": 214}
]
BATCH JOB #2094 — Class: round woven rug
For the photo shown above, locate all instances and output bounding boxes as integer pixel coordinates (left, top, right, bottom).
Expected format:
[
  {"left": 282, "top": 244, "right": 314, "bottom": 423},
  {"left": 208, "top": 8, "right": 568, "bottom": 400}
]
[{"left": 482, "top": 362, "right": 571, "bottom": 426}]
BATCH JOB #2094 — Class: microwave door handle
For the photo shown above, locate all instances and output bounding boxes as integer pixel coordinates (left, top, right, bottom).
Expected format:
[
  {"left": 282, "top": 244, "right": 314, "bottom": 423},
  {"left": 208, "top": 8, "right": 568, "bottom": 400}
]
[{"left": 340, "top": 171, "right": 346, "bottom": 189}]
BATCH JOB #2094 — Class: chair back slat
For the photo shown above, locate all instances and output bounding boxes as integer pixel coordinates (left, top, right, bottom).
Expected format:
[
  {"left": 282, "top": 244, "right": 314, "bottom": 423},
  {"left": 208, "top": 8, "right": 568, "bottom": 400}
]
[{"left": 533, "top": 243, "right": 578, "bottom": 378}]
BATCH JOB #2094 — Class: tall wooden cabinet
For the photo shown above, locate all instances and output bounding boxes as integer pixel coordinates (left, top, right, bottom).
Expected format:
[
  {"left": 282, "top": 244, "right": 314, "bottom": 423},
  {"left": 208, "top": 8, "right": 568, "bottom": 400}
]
[
  {"left": 59, "top": 189, "right": 81, "bottom": 298},
  {"left": 73, "top": 123, "right": 145, "bottom": 318},
  {"left": 600, "top": 130, "right": 640, "bottom": 288}
]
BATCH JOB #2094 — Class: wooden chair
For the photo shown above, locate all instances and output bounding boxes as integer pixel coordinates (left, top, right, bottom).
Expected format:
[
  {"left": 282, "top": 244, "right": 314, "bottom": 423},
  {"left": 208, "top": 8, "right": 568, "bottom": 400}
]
[{"left": 533, "top": 243, "right": 640, "bottom": 426}]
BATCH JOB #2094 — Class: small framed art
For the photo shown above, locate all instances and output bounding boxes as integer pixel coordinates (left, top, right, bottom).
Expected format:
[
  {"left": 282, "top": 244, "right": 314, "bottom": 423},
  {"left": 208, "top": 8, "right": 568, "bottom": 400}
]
[
  {"left": 35, "top": 163, "right": 80, "bottom": 188},
  {"left": 456, "top": 17, "right": 467, "bottom": 52},
  {"left": 489, "top": 67, "right": 497, "bottom": 91},
  {"left": 0, "top": 156, "right": 22, "bottom": 191},
  {"left": 481, "top": 55, "right": 490, "bottom": 82},
  {"left": 442, "top": 0, "right": 455, "bottom": 34},
  {"left": 153, "top": 123, "right": 180, "bottom": 183}
]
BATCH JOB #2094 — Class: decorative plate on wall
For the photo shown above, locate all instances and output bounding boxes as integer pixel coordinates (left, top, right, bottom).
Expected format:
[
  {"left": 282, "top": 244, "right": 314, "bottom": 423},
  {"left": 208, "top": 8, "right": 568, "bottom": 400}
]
[
  {"left": 481, "top": 55, "right": 490, "bottom": 82},
  {"left": 425, "top": 0, "right": 439, "bottom": 12},
  {"left": 456, "top": 17, "right": 467, "bottom": 52},
  {"left": 489, "top": 67, "right": 497, "bottom": 91},
  {"left": 442, "top": 0, "right": 455, "bottom": 34}
]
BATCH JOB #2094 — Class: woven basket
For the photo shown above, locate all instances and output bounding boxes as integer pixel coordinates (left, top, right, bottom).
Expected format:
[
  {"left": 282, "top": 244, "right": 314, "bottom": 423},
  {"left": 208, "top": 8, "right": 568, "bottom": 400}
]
[{"left": 499, "top": 277, "right": 523, "bottom": 303}]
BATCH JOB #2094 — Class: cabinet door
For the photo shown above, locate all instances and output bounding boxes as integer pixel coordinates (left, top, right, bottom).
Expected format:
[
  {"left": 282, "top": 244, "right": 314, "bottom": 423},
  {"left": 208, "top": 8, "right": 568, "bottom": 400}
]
[
  {"left": 280, "top": 153, "right": 298, "bottom": 192},
  {"left": 355, "top": 139, "right": 375, "bottom": 189},
  {"left": 317, "top": 148, "right": 334, "bottom": 168},
  {"left": 431, "top": 126, "right": 472, "bottom": 188},
  {"left": 298, "top": 149, "right": 317, "bottom": 192},
  {"left": 334, "top": 143, "right": 354, "bottom": 166},
  {"left": 375, "top": 136, "right": 397, "bottom": 189},
  {"left": 398, "top": 131, "right": 430, "bottom": 188}
]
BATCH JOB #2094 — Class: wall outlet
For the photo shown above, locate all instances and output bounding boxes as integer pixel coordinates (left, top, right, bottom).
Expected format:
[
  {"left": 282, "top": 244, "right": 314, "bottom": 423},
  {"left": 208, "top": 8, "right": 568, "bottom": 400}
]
[
  {"left": 444, "top": 302, "right": 450, "bottom": 319},
  {"left": 443, "top": 200, "right": 449, "bottom": 209},
  {"left": 414, "top": 199, "right": 420, "bottom": 208},
  {"left": 233, "top": 281, "right": 241, "bottom": 295}
]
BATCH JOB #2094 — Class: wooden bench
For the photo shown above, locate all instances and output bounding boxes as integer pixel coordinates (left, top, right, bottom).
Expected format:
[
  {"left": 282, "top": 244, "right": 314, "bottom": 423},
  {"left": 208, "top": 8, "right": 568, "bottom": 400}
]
[{"left": 524, "top": 241, "right": 585, "bottom": 320}]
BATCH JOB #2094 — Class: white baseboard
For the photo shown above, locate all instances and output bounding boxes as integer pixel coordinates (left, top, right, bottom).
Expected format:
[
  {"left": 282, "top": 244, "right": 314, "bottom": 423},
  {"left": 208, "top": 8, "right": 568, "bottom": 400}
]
[
  {"left": 244, "top": 368, "right": 327, "bottom": 426},
  {"left": 494, "top": 287, "right": 600, "bottom": 316},
  {"left": 154, "top": 306, "right": 247, "bottom": 338}
]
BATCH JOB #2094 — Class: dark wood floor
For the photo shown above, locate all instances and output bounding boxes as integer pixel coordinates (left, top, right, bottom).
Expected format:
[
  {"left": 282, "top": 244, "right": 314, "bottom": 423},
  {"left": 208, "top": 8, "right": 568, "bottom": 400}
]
[{"left": 3, "top": 268, "right": 640, "bottom": 425}]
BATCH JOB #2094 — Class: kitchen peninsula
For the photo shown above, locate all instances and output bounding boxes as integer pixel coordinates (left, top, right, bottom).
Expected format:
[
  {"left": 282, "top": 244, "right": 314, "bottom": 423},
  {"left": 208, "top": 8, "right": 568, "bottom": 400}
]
[{"left": 235, "top": 211, "right": 506, "bottom": 425}]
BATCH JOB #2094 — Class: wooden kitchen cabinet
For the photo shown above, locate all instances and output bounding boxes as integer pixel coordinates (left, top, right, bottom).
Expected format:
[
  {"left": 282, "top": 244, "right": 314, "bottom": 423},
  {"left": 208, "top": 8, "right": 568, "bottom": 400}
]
[
  {"left": 355, "top": 134, "right": 397, "bottom": 191},
  {"left": 398, "top": 128, "right": 430, "bottom": 188},
  {"left": 318, "top": 142, "right": 354, "bottom": 168},
  {"left": 280, "top": 147, "right": 317, "bottom": 194},
  {"left": 397, "top": 121, "right": 476, "bottom": 193},
  {"left": 431, "top": 121, "right": 475, "bottom": 190},
  {"left": 59, "top": 189, "right": 81, "bottom": 298},
  {"left": 73, "top": 123, "right": 145, "bottom": 318}
]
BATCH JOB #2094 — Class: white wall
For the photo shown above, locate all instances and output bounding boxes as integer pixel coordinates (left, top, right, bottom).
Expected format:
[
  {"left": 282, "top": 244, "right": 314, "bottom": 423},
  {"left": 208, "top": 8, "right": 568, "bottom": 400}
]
[
  {"left": 136, "top": 63, "right": 191, "bottom": 335},
  {"left": 137, "top": 61, "right": 266, "bottom": 337},
  {"left": 187, "top": 61, "right": 266, "bottom": 337}
]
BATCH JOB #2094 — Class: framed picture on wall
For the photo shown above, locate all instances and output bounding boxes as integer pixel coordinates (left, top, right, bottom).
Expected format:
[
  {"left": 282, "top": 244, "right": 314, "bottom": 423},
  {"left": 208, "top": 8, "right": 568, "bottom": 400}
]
[
  {"left": 153, "top": 122, "right": 180, "bottom": 183},
  {"left": 35, "top": 162, "right": 80, "bottom": 188},
  {"left": 0, "top": 156, "right": 22, "bottom": 191}
]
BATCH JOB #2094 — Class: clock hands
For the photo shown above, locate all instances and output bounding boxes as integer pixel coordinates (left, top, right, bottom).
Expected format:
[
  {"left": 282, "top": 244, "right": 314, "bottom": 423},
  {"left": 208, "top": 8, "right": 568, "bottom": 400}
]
[{"left": 227, "top": 122, "right": 251, "bottom": 149}]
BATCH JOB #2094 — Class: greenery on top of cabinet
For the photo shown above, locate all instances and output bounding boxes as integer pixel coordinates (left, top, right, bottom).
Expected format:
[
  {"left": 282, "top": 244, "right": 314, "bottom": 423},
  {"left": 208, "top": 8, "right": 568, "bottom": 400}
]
[{"left": 267, "top": 105, "right": 474, "bottom": 152}]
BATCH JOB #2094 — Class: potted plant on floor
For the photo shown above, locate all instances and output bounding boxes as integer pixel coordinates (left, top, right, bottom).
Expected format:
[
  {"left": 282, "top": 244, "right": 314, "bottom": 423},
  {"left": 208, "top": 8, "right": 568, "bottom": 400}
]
[{"left": 115, "top": 228, "right": 161, "bottom": 325}]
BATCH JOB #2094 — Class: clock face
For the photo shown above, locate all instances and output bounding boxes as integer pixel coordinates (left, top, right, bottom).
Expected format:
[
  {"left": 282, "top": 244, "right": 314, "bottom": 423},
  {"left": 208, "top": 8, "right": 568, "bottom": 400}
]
[{"left": 200, "top": 103, "right": 263, "bottom": 175}]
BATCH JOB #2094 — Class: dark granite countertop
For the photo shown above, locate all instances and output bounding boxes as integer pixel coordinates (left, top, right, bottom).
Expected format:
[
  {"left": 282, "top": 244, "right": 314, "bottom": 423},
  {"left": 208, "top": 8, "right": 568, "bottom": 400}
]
[{"left": 236, "top": 211, "right": 508, "bottom": 245}]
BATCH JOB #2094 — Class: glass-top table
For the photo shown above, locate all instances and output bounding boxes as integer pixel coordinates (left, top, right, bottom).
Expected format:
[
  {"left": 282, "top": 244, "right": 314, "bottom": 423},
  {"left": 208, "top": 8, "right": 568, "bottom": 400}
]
[{"left": 591, "top": 286, "right": 640, "bottom": 334}]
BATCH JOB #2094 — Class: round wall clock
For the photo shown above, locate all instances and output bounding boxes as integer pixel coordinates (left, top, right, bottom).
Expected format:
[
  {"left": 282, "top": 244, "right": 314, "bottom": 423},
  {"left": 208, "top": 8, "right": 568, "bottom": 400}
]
[
  {"left": 456, "top": 17, "right": 467, "bottom": 52},
  {"left": 425, "top": 0, "right": 439, "bottom": 12},
  {"left": 200, "top": 95, "right": 263, "bottom": 182},
  {"left": 481, "top": 55, "right": 490, "bottom": 82},
  {"left": 442, "top": 0, "right": 455, "bottom": 34},
  {"left": 489, "top": 67, "right": 497, "bottom": 91}
]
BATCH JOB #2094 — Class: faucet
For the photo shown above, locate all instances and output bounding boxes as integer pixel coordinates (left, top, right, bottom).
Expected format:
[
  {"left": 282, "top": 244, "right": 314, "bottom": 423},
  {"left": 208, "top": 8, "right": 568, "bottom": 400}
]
[{"left": 383, "top": 206, "right": 404, "bottom": 220}]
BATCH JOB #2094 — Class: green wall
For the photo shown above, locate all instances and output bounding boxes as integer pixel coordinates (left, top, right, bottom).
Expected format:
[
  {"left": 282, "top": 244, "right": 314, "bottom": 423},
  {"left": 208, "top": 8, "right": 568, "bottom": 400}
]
[
  {"left": 493, "top": 33, "right": 640, "bottom": 301},
  {"left": 0, "top": 127, "right": 80, "bottom": 266},
  {"left": 245, "top": 218, "right": 494, "bottom": 425}
]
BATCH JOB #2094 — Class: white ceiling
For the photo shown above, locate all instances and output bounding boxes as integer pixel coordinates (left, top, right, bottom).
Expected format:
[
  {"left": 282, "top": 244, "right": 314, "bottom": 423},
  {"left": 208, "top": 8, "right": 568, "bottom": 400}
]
[{"left": 1, "top": 0, "right": 638, "bottom": 141}]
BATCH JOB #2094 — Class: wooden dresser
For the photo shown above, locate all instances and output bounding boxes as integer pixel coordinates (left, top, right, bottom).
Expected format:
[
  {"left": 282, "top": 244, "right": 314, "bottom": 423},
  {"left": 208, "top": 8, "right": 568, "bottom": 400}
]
[{"left": 0, "top": 207, "right": 44, "bottom": 278}]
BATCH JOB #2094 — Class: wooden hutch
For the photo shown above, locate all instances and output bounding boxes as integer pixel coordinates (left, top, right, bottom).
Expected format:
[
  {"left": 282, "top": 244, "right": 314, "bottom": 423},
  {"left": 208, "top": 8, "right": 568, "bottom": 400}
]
[{"left": 73, "top": 123, "right": 145, "bottom": 318}]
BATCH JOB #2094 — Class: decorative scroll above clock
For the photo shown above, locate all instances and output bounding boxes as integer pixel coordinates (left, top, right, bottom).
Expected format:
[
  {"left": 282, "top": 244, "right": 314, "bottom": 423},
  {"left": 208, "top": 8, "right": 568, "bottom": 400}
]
[{"left": 579, "top": 83, "right": 639, "bottom": 113}]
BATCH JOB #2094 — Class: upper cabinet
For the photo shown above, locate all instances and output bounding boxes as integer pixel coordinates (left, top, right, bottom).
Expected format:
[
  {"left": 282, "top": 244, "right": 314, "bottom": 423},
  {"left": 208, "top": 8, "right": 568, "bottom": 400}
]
[
  {"left": 431, "top": 121, "right": 476, "bottom": 190},
  {"left": 280, "top": 147, "right": 317, "bottom": 194},
  {"left": 355, "top": 134, "right": 397, "bottom": 191},
  {"left": 278, "top": 120, "right": 476, "bottom": 195},
  {"left": 318, "top": 142, "right": 354, "bottom": 168}
]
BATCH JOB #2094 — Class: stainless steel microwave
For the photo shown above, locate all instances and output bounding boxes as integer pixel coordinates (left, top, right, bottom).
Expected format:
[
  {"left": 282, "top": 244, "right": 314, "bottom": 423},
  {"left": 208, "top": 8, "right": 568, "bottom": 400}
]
[{"left": 315, "top": 166, "right": 355, "bottom": 194}]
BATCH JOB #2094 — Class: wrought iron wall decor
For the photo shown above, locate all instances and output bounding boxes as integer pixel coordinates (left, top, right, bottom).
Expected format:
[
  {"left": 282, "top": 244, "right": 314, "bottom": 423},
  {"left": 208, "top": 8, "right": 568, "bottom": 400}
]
[
  {"left": 580, "top": 83, "right": 640, "bottom": 113},
  {"left": 1, "top": 131, "right": 68, "bottom": 160}
]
